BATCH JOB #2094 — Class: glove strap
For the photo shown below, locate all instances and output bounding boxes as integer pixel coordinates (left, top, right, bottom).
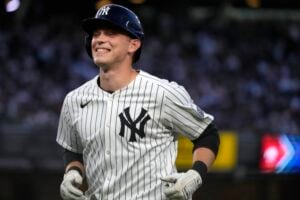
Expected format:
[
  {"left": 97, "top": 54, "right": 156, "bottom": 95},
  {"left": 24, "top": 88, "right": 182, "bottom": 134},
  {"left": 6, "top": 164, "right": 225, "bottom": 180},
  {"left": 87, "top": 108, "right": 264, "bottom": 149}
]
[
  {"left": 67, "top": 166, "right": 83, "bottom": 177},
  {"left": 192, "top": 161, "right": 207, "bottom": 181}
]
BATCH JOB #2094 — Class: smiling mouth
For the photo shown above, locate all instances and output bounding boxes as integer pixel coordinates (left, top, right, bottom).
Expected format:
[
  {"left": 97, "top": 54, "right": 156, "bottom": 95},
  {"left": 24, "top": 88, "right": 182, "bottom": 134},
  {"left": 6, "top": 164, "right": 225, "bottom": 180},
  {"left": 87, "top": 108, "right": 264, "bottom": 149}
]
[{"left": 95, "top": 48, "right": 110, "bottom": 53}]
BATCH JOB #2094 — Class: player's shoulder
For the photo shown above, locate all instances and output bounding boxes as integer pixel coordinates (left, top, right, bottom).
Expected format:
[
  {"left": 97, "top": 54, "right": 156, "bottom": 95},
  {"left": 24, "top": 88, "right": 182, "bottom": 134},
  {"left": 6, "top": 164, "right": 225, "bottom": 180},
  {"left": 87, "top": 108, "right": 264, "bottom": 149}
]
[
  {"left": 139, "top": 70, "right": 181, "bottom": 89},
  {"left": 64, "top": 75, "right": 99, "bottom": 101},
  {"left": 139, "top": 70, "right": 191, "bottom": 102}
]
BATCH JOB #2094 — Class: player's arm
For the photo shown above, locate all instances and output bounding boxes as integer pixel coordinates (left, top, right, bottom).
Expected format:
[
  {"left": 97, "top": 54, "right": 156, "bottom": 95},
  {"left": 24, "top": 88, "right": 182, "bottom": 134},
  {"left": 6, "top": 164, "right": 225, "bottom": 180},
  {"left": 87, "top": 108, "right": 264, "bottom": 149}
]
[
  {"left": 63, "top": 149, "right": 85, "bottom": 176},
  {"left": 162, "top": 123, "right": 220, "bottom": 200},
  {"left": 60, "top": 149, "right": 87, "bottom": 200},
  {"left": 191, "top": 122, "right": 220, "bottom": 178}
]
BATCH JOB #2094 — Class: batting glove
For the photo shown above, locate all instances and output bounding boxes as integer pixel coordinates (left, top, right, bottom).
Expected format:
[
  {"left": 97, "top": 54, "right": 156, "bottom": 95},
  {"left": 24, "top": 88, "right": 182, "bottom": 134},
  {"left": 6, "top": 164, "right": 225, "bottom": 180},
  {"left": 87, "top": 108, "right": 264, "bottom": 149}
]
[
  {"left": 60, "top": 170, "right": 87, "bottom": 200},
  {"left": 161, "top": 169, "right": 202, "bottom": 200}
]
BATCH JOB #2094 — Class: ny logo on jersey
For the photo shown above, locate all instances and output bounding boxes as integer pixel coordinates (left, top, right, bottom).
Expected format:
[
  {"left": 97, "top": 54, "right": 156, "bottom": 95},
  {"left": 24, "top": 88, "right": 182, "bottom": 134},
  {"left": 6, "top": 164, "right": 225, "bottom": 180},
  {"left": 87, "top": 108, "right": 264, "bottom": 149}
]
[
  {"left": 96, "top": 6, "right": 110, "bottom": 16},
  {"left": 119, "top": 107, "right": 151, "bottom": 142}
]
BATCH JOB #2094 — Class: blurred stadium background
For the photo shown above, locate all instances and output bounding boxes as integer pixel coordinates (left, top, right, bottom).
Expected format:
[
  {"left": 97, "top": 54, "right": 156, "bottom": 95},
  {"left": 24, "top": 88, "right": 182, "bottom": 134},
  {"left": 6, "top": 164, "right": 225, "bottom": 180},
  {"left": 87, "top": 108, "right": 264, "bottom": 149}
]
[{"left": 1, "top": 0, "right": 300, "bottom": 199}]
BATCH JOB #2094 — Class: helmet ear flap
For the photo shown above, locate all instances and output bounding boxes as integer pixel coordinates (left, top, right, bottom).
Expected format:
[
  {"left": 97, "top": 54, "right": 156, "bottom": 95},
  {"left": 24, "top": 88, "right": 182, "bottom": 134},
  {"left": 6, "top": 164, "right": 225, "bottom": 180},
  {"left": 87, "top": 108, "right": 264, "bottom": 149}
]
[{"left": 85, "top": 35, "right": 92, "bottom": 58}]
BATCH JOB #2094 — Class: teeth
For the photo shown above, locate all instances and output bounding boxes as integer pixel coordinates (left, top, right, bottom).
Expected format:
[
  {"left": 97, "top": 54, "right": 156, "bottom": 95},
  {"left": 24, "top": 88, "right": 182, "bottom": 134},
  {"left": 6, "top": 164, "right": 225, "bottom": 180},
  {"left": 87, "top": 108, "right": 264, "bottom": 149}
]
[{"left": 96, "top": 48, "right": 108, "bottom": 53}]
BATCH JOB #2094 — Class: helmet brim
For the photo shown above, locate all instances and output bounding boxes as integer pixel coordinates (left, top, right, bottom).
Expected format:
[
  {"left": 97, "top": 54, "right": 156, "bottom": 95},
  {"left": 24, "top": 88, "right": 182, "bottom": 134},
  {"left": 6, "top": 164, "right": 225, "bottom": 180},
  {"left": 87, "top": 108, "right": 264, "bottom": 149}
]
[{"left": 82, "top": 18, "right": 136, "bottom": 39}]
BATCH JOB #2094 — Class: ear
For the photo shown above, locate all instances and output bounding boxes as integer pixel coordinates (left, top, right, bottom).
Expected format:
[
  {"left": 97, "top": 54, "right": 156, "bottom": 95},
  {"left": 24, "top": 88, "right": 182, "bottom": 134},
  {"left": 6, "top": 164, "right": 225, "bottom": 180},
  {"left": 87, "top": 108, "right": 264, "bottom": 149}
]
[{"left": 128, "top": 39, "right": 141, "bottom": 53}]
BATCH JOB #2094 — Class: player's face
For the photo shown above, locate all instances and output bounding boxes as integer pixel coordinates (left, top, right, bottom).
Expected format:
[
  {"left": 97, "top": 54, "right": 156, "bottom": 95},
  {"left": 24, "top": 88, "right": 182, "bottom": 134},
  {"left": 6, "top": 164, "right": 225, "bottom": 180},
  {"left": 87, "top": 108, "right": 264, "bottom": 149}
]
[{"left": 91, "top": 27, "right": 140, "bottom": 68}]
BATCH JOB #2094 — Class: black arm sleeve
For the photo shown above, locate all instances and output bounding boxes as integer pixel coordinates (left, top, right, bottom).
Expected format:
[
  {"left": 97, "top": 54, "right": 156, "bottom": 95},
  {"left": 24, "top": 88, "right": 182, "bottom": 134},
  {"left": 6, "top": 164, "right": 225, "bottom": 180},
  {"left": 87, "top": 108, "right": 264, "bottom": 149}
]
[
  {"left": 192, "top": 123, "right": 220, "bottom": 156},
  {"left": 63, "top": 148, "right": 83, "bottom": 167}
]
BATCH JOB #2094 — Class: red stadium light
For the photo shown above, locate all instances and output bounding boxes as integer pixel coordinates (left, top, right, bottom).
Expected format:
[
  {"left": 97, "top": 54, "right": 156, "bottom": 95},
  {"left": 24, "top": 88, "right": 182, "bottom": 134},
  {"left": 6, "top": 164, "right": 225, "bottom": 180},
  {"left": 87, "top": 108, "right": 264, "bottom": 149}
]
[{"left": 260, "top": 134, "right": 286, "bottom": 172}]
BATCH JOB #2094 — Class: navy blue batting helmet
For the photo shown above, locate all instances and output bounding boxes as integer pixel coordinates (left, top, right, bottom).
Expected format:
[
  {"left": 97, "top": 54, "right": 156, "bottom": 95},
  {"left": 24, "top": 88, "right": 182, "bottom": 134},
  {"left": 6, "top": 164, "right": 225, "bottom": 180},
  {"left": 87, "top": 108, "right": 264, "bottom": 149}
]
[{"left": 82, "top": 4, "right": 144, "bottom": 63}]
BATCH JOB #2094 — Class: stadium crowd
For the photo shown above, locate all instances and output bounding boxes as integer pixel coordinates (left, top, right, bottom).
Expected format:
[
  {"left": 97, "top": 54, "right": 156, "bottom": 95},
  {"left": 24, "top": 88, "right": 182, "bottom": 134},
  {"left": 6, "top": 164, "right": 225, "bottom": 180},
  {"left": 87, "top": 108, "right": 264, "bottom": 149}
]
[{"left": 1, "top": 11, "right": 300, "bottom": 138}]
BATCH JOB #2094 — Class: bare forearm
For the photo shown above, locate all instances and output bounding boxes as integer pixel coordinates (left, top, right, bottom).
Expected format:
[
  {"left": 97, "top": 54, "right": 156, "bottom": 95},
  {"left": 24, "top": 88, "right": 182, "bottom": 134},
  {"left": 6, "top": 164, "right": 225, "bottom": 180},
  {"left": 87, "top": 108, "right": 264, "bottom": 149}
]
[{"left": 192, "top": 147, "right": 216, "bottom": 169}]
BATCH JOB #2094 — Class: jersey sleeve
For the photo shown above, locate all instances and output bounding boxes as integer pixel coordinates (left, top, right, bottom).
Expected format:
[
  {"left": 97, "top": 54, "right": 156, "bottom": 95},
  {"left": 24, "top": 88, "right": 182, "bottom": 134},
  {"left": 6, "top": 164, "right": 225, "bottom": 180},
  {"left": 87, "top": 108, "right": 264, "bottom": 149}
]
[
  {"left": 56, "top": 95, "right": 83, "bottom": 153},
  {"left": 162, "top": 82, "right": 214, "bottom": 140}
]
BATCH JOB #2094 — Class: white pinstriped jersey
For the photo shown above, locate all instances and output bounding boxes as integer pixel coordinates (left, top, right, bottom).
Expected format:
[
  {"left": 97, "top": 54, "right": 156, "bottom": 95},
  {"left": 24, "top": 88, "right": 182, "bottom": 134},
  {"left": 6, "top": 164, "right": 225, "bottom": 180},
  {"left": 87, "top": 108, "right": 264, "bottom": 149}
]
[{"left": 56, "top": 70, "right": 213, "bottom": 200}]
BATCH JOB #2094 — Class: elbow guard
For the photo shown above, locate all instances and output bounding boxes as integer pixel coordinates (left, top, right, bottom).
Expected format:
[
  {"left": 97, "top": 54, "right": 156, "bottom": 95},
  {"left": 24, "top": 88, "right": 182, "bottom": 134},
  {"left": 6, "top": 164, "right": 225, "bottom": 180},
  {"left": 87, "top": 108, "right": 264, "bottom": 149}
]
[{"left": 192, "top": 123, "right": 220, "bottom": 156}]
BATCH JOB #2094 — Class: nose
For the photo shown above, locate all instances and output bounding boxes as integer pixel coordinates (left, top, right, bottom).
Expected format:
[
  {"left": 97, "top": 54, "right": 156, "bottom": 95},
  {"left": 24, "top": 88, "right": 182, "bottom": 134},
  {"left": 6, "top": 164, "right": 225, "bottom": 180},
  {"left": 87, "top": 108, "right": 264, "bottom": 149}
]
[
  {"left": 92, "top": 33, "right": 106, "bottom": 47},
  {"left": 93, "top": 30, "right": 107, "bottom": 41}
]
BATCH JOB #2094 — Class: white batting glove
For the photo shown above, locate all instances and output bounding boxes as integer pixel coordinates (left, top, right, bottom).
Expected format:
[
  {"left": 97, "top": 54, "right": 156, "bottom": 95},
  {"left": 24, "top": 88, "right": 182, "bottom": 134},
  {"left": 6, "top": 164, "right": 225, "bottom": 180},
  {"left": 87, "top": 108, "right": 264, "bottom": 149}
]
[
  {"left": 161, "top": 169, "right": 202, "bottom": 200},
  {"left": 60, "top": 170, "right": 87, "bottom": 200}
]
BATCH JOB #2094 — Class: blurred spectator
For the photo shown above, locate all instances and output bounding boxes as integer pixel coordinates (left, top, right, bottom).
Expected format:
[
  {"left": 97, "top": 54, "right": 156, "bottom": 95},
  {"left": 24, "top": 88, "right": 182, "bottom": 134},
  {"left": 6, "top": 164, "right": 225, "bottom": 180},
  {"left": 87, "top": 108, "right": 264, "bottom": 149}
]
[{"left": 1, "top": 10, "right": 300, "bottom": 137}]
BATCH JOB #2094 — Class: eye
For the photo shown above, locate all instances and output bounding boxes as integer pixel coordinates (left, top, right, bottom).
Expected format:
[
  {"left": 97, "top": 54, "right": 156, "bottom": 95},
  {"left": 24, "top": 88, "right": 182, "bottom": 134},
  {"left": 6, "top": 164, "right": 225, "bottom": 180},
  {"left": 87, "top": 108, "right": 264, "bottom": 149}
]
[
  {"left": 92, "top": 30, "right": 101, "bottom": 37},
  {"left": 105, "top": 29, "right": 118, "bottom": 36}
]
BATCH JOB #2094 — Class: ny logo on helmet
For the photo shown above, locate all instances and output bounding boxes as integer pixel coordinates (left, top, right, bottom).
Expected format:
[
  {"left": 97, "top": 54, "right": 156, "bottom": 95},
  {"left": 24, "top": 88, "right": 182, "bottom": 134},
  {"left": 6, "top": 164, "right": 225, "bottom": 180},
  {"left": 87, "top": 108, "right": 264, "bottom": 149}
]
[
  {"left": 119, "top": 107, "right": 151, "bottom": 142},
  {"left": 96, "top": 6, "right": 110, "bottom": 16}
]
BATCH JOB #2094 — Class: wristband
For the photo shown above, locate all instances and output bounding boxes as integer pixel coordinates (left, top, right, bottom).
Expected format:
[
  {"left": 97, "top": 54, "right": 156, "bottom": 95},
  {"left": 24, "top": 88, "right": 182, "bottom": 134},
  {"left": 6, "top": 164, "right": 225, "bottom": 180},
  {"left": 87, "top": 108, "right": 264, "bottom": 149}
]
[
  {"left": 67, "top": 166, "right": 83, "bottom": 177},
  {"left": 192, "top": 161, "right": 208, "bottom": 181}
]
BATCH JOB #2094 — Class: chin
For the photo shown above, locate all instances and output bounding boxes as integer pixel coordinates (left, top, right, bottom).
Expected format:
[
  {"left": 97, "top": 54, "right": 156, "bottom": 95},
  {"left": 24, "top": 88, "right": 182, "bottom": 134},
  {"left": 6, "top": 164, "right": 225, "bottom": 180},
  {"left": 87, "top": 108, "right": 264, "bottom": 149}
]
[
  {"left": 93, "top": 57, "right": 106, "bottom": 64},
  {"left": 94, "top": 58, "right": 111, "bottom": 69}
]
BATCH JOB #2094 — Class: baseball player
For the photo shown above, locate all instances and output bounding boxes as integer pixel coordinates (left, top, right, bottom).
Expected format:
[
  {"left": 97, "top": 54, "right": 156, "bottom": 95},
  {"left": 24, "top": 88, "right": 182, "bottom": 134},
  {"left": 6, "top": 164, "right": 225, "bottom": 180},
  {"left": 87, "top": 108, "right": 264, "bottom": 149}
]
[{"left": 56, "top": 3, "right": 220, "bottom": 200}]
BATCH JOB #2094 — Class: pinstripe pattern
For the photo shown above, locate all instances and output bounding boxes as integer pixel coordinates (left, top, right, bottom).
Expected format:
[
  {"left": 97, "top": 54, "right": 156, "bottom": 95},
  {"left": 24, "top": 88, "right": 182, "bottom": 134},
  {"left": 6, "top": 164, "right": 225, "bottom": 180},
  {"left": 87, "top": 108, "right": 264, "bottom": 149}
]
[{"left": 56, "top": 70, "right": 213, "bottom": 200}]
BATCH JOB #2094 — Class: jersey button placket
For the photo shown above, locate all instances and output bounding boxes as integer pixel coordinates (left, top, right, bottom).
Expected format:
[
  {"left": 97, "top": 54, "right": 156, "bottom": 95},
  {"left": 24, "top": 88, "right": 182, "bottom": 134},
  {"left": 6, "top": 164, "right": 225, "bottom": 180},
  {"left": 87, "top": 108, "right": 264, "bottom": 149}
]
[
  {"left": 105, "top": 95, "right": 113, "bottom": 130},
  {"left": 105, "top": 95, "right": 112, "bottom": 158}
]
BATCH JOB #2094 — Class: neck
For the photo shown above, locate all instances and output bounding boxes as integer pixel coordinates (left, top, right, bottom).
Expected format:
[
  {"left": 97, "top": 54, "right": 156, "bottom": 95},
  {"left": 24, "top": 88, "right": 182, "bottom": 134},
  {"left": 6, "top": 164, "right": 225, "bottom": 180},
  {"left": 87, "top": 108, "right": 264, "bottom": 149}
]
[{"left": 99, "top": 65, "right": 137, "bottom": 92}]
